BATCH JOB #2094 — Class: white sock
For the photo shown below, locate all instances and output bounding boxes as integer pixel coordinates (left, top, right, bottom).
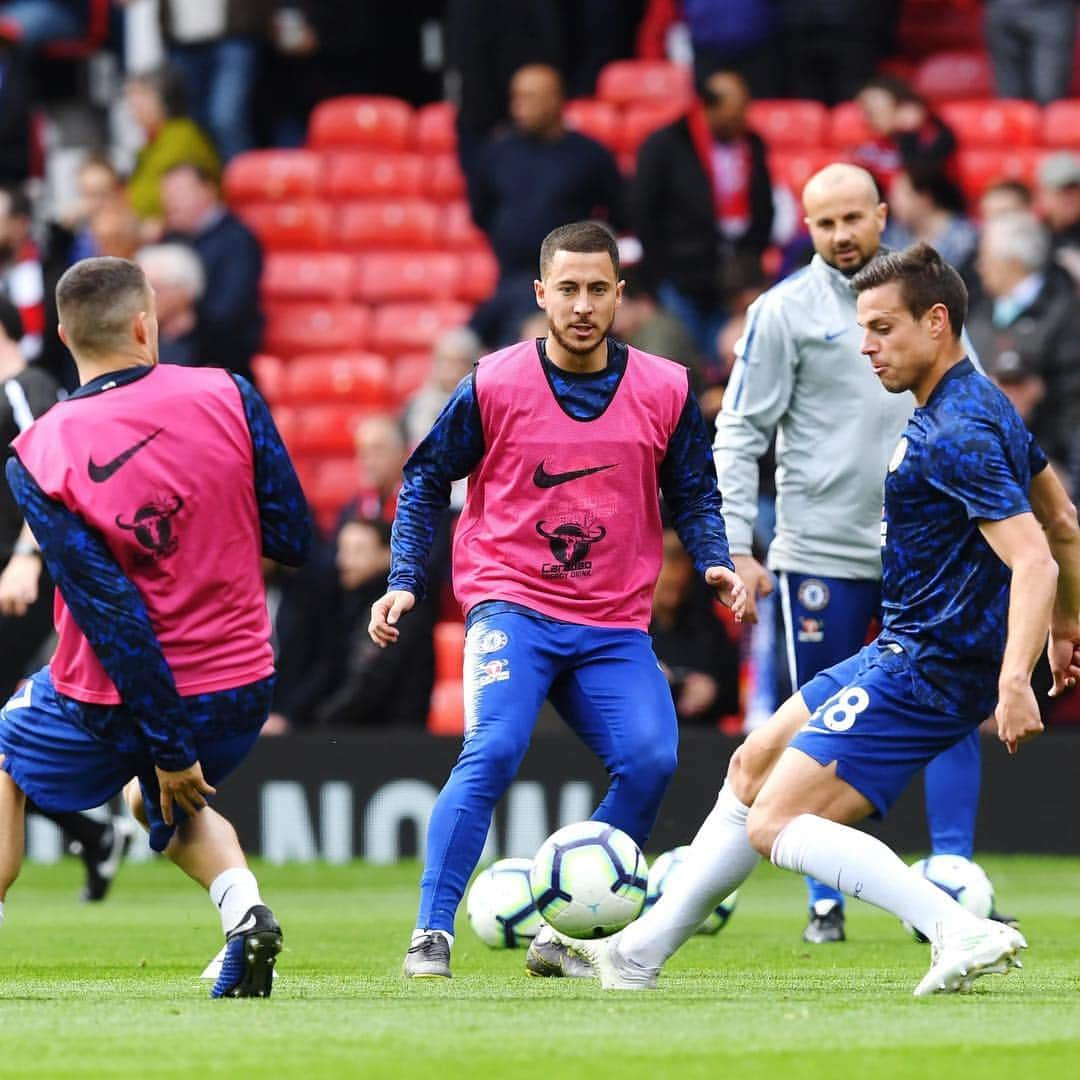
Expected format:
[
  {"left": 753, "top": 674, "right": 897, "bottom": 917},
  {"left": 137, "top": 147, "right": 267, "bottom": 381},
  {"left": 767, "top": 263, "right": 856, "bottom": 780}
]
[
  {"left": 412, "top": 928, "right": 454, "bottom": 948},
  {"left": 0, "top": 899, "right": 5, "bottom": 926},
  {"left": 620, "top": 782, "right": 761, "bottom": 970},
  {"left": 209, "top": 867, "right": 263, "bottom": 935},
  {"left": 771, "top": 814, "right": 984, "bottom": 941}
]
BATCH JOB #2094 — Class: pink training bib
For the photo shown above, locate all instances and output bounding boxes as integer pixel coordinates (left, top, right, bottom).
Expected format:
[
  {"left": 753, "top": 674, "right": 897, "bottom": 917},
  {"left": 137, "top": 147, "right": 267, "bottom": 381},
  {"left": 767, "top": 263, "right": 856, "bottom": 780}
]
[
  {"left": 14, "top": 364, "right": 273, "bottom": 702},
  {"left": 453, "top": 341, "right": 688, "bottom": 630}
]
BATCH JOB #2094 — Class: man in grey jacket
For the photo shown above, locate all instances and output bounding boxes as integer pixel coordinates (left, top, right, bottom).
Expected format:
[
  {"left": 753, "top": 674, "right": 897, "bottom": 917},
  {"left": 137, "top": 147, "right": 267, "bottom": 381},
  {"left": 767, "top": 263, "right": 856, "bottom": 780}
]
[{"left": 714, "top": 163, "right": 998, "bottom": 943}]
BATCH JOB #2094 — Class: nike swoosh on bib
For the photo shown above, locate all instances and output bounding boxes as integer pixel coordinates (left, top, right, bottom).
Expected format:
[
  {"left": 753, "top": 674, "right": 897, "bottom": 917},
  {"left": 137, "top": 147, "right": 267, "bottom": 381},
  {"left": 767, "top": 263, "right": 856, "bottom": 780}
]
[
  {"left": 87, "top": 427, "right": 165, "bottom": 483},
  {"left": 533, "top": 461, "right": 617, "bottom": 488},
  {"left": 824, "top": 328, "right": 850, "bottom": 342}
]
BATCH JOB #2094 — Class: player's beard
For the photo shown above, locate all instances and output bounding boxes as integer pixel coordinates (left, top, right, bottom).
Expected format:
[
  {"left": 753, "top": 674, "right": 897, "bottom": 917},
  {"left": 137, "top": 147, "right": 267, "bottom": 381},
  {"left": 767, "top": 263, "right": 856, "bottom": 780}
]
[{"left": 549, "top": 311, "right": 615, "bottom": 356}]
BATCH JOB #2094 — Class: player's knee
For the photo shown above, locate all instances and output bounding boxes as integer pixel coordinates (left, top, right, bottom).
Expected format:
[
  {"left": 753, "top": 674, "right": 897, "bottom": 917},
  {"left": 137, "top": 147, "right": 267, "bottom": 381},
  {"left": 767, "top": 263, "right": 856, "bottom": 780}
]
[
  {"left": 123, "top": 779, "right": 148, "bottom": 830},
  {"left": 463, "top": 730, "right": 527, "bottom": 791},
  {"left": 745, "top": 801, "right": 788, "bottom": 859},
  {"left": 728, "top": 739, "right": 772, "bottom": 807}
]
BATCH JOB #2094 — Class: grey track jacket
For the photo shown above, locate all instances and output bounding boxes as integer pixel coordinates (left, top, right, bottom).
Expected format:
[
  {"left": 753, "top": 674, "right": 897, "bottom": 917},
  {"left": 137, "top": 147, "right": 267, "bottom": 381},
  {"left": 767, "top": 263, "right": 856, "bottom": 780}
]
[{"left": 715, "top": 253, "right": 920, "bottom": 581}]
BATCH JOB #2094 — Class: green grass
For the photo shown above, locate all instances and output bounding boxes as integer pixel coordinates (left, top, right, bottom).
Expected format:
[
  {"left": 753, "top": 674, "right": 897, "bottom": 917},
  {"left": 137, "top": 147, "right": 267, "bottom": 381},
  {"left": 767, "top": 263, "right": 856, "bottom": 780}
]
[{"left": 1, "top": 856, "right": 1079, "bottom": 1078}]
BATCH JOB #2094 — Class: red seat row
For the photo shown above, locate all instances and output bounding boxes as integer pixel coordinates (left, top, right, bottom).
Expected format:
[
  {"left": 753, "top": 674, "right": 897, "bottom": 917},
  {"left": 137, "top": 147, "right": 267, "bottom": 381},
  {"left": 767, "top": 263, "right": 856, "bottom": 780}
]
[{"left": 253, "top": 351, "right": 433, "bottom": 409}]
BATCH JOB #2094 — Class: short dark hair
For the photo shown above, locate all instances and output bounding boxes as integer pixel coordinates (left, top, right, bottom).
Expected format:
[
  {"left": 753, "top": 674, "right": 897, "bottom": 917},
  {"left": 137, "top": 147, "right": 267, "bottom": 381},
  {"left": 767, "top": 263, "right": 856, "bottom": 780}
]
[
  {"left": 859, "top": 74, "right": 925, "bottom": 108},
  {"left": 56, "top": 257, "right": 151, "bottom": 358},
  {"left": 0, "top": 184, "right": 32, "bottom": 220},
  {"left": 128, "top": 66, "right": 189, "bottom": 120},
  {"left": 851, "top": 242, "right": 967, "bottom": 339},
  {"left": 341, "top": 515, "right": 392, "bottom": 549},
  {"left": 539, "top": 221, "right": 620, "bottom": 280},
  {"left": 0, "top": 296, "right": 23, "bottom": 343}
]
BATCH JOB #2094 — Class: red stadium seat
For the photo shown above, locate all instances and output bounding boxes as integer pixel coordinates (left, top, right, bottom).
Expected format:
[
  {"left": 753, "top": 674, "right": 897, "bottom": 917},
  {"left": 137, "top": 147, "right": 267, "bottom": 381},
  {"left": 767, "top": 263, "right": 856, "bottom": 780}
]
[
  {"left": 371, "top": 301, "right": 473, "bottom": 354},
  {"left": 427, "top": 680, "right": 465, "bottom": 735},
  {"left": 263, "top": 302, "right": 371, "bottom": 357},
  {"left": 1042, "top": 100, "right": 1080, "bottom": 148},
  {"left": 457, "top": 249, "right": 498, "bottom": 304},
  {"left": 308, "top": 96, "right": 414, "bottom": 150},
  {"left": 954, "top": 147, "right": 1040, "bottom": 203},
  {"left": 938, "top": 100, "right": 1041, "bottom": 147},
  {"left": 283, "top": 352, "right": 391, "bottom": 406},
  {"left": 389, "top": 352, "right": 433, "bottom": 405},
  {"left": 41, "top": 0, "right": 108, "bottom": 58},
  {"left": 250, "top": 354, "right": 285, "bottom": 404},
  {"left": 434, "top": 622, "right": 465, "bottom": 683},
  {"left": 828, "top": 102, "right": 874, "bottom": 148},
  {"left": 323, "top": 151, "right": 426, "bottom": 198},
  {"left": 224, "top": 150, "right": 322, "bottom": 204},
  {"left": 596, "top": 59, "right": 693, "bottom": 107},
  {"left": 769, "top": 150, "right": 836, "bottom": 195},
  {"left": 746, "top": 100, "right": 828, "bottom": 149},
  {"left": 416, "top": 101, "right": 457, "bottom": 153},
  {"left": 424, "top": 153, "right": 467, "bottom": 202},
  {"left": 353, "top": 252, "right": 460, "bottom": 303},
  {"left": 897, "top": 0, "right": 984, "bottom": 59},
  {"left": 619, "top": 101, "right": 687, "bottom": 154},
  {"left": 338, "top": 199, "right": 441, "bottom": 250},
  {"left": 261, "top": 252, "right": 357, "bottom": 303},
  {"left": 237, "top": 201, "right": 334, "bottom": 251},
  {"left": 441, "top": 201, "right": 489, "bottom": 251},
  {"left": 564, "top": 99, "right": 622, "bottom": 151},
  {"left": 301, "top": 455, "right": 358, "bottom": 529},
  {"left": 270, "top": 405, "right": 300, "bottom": 455},
  {"left": 914, "top": 51, "right": 993, "bottom": 103},
  {"left": 292, "top": 403, "right": 382, "bottom": 455}
]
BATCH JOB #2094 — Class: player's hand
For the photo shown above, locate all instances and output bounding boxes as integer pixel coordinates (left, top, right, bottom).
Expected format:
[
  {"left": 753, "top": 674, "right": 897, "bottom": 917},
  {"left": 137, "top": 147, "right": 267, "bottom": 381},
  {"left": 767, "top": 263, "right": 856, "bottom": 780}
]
[
  {"left": 994, "top": 681, "right": 1044, "bottom": 755},
  {"left": 368, "top": 589, "right": 416, "bottom": 647},
  {"left": 1047, "top": 625, "right": 1080, "bottom": 697},
  {"left": 705, "top": 565, "right": 747, "bottom": 622},
  {"left": 0, "top": 554, "right": 42, "bottom": 616},
  {"left": 730, "top": 554, "right": 772, "bottom": 624},
  {"left": 155, "top": 761, "right": 217, "bottom": 825}
]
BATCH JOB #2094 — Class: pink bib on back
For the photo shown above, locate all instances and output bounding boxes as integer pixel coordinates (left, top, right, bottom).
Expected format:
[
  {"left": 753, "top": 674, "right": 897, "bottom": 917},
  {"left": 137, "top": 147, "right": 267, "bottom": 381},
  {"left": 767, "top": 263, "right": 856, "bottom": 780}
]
[
  {"left": 14, "top": 364, "right": 273, "bottom": 703},
  {"left": 453, "top": 341, "right": 689, "bottom": 630}
]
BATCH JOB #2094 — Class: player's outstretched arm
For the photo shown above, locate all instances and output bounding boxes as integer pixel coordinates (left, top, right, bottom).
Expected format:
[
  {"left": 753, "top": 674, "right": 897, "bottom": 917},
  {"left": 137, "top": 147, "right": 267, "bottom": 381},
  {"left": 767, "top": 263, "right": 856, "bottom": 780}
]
[
  {"left": 978, "top": 512, "right": 1059, "bottom": 753},
  {"left": 1028, "top": 464, "right": 1080, "bottom": 695},
  {"left": 368, "top": 590, "right": 416, "bottom": 648}
]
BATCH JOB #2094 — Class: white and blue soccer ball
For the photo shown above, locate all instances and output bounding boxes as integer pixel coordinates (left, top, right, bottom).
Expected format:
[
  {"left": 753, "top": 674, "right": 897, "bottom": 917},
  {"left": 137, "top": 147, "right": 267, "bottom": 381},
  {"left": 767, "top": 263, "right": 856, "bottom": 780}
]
[
  {"left": 901, "top": 855, "right": 995, "bottom": 936},
  {"left": 646, "top": 846, "right": 738, "bottom": 935},
  {"left": 466, "top": 857, "right": 544, "bottom": 948},
  {"left": 529, "top": 821, "right": 648, "bottom": 939}
]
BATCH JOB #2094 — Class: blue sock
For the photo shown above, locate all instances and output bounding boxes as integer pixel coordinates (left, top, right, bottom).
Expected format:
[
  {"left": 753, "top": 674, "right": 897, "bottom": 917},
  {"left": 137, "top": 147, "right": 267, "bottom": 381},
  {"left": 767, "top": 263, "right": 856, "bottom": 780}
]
[
  {"left": 805, "top": 876, "right": 844, "bottom": 911},
  {"left": 925, "top": 728, "right": 981, "bottom": 860}
]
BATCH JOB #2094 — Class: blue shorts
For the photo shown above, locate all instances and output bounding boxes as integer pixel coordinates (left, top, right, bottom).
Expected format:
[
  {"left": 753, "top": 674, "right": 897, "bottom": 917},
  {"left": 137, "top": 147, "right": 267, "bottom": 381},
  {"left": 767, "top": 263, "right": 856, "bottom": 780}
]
[
  {"left": 791, "top": 642, "right": 979, "bottom": 818},
  {"left": 0, "top": 668, "right": 270, "bottom": 852}
]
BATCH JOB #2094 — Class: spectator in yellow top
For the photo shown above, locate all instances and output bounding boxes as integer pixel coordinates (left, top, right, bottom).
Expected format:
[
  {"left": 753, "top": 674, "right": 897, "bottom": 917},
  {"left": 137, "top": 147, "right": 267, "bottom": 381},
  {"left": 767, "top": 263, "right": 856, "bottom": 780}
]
[{"left": 125, "top": 67, "right": 220, "bottom": 223}]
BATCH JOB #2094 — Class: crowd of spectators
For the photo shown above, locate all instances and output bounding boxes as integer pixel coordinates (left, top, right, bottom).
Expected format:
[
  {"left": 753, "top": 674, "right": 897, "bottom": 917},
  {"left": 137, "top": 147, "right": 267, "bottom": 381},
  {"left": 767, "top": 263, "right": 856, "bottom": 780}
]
[{"left": 3, "top": 0, "right": 1080, "bottom": 732}]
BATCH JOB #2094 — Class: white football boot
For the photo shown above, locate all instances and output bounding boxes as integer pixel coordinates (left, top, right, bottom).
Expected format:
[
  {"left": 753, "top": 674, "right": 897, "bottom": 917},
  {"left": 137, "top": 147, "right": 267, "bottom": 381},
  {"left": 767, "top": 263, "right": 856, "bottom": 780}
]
[
  {"left": 550, "top": 928, "right": 660, "bottom": 990},
  {"left": 914, "top": 920, "right": 1027, "bottom": 997}
]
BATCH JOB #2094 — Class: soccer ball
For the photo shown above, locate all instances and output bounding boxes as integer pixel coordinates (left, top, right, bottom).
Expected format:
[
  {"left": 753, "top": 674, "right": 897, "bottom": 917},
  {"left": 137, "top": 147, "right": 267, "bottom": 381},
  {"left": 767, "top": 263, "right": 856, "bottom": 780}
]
[
  {"left": 466, "top": 858, "right": 543, "bottom": 948},
  {"left": 646, "top": 846, "right": 738, "bottom": 935},
  {"left": 529, "top": 821, "right": 648, "bottom": 939},
  {"left": 901, "top": 855, "right": 995, "bottom": 936}
]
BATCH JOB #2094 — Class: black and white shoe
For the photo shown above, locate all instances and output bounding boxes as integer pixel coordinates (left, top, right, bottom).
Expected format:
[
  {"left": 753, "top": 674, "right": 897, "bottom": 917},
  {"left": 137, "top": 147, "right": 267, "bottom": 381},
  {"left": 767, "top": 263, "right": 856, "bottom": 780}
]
[
  {"left": 210, "top": 905, "right": 283, "bottom": 998},
  {"left": 403, "top": 932, "right": 452, "bottom": 978},
  {"left": 525, "top": 927, "right": 593, "bottom": 978},
  {"left": 80, "top": 817, "right": 134, "bottom": 903},
  {"left": 803, "top": 900, "right": 846, "bottom": 944}
]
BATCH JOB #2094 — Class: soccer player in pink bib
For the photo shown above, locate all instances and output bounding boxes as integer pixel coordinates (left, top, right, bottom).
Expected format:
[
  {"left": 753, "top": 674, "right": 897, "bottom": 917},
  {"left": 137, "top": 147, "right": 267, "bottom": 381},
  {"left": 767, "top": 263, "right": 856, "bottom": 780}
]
[
  {"left": 0, "top": 257, "right": 310, "bottom": 997},
  {"left": 369, "top": 221, "right": 746, "bottom": 979}
]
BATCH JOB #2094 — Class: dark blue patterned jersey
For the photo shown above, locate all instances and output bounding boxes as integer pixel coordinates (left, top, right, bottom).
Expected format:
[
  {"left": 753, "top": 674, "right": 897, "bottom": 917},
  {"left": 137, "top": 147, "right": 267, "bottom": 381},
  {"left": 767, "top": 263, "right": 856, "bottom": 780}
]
[
  {"left": 879, "top": 359, "right": 1048, "bottom": 718},
  {"left": 389, "top": 337, "right": 732, "bottom": 603}
]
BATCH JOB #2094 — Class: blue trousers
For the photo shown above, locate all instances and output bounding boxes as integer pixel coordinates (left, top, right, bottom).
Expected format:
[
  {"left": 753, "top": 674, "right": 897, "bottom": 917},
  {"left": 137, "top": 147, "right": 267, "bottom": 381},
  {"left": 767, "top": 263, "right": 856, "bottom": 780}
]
[
  {"left": 417, "top": 609, "right": 678, "bottom": 934},
  {"left": 778, "top": 572, "right": 981, "bottom": 911}
]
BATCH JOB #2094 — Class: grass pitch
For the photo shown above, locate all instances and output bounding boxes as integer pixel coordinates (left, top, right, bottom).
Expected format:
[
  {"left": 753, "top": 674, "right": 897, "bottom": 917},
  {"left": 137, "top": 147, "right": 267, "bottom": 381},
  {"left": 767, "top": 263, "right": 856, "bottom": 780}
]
[{"left": 1, "top": 855, "right": 1078, "bottom": 1078}]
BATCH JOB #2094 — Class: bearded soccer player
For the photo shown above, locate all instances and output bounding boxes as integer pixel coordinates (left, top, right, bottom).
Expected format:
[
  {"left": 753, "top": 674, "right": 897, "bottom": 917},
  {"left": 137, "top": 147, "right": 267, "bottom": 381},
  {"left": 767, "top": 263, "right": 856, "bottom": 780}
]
[
  {"left": 0, "top": 257, "right": 310, "bottom": 997},
  {"left": 369, "top": 220, "right": 746, "bottom": 979},
  {"left": 554, "top": 243, "right": 1080, "bottom": 996}
]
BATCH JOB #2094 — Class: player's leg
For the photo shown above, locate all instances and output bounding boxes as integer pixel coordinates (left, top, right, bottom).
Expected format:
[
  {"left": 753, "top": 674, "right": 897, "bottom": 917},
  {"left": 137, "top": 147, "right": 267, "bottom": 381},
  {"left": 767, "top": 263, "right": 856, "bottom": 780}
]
[
  {"left": 924, "top": 729, "right": 980, "bottom": 860},
  {"left": 133, "top": 706, "right": 279, "bottom": 999},
  {"left": 407, "top": 612, "right": 555, "bottom": 977},
  {"left": 779, "top": 572, "right": 880, "bottom": 943},
  {"left": 0, "top": 759, "right": 27, "bottom": 921},
  {"left": 552, "top": 689, "right": 812, "bottom": 987}
]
